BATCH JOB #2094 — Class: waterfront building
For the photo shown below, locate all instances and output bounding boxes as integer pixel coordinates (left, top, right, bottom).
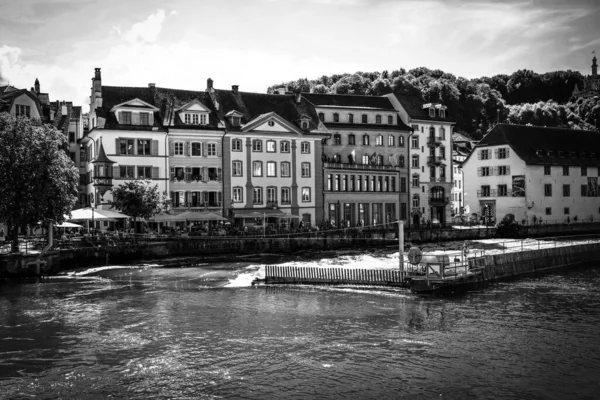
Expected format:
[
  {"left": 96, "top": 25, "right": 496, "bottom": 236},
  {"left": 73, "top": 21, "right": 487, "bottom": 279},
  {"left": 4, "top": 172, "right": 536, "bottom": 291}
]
[
  {"left": 451, "top": 132, "right": 477, "bottom": 218},
  {"left": 462, "top": 123, "right": 600, "bottom": 224},
  {"left": 386, "top": 93, "right": 455, "bottom": 226},
  {"left": 0, "top": 83, "right": 45, "bottom": 122},
  {"left": 219, "top": 86, "right": 328, "bottom": 227},
  {"left": 85, "top": 68, "right": 169, "bottom": 217},
  {"left": 572, "top": 55, "right": 600, "bottom": 99},
  {"left": 303, "top": 93, "right": 411, "bottom": 227}
]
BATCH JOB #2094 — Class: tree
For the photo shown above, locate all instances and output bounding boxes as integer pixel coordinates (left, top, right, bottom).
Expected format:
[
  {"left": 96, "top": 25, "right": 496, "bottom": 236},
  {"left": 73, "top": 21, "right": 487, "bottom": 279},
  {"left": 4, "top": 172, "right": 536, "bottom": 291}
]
[
  {"left": 110, "top": 180, "right": 161, "bottom": 233},
  {"left": 0, "top": 113, "right": 78, "bottom": 252}
]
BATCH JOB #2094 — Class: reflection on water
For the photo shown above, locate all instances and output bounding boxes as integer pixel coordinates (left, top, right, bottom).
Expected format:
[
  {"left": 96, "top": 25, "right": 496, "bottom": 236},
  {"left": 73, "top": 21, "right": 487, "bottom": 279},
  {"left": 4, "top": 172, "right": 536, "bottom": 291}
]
[{"left": 1, "top": 249, "right": 600, "bottom": 400}]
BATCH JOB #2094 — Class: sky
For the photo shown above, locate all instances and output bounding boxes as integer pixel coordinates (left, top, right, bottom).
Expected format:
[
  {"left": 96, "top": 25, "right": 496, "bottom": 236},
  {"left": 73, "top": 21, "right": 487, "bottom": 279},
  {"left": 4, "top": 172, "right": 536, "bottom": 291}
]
[{"left": 1, "top": 0, "right": 599, "bottom": 111}]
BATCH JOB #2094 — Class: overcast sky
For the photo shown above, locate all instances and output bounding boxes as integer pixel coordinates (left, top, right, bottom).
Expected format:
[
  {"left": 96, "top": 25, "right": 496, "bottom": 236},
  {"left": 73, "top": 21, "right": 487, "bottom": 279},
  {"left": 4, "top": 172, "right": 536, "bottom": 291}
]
[{"left": 1, "top": 0, "right": 599, "bottom": 110}]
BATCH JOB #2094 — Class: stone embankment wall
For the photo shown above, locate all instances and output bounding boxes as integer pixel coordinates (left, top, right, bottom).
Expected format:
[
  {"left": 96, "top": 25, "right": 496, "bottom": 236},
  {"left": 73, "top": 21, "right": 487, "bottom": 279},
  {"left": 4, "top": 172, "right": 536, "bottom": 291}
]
[{"left": 468, "top": 242, "right": 600, "bottom": 281}]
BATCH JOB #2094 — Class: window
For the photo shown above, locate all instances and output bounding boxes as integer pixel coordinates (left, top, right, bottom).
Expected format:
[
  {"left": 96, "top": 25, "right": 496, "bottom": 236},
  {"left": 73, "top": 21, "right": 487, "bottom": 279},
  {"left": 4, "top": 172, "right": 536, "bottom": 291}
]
[
  {"left": 267, "top": 161, "right": 277, "bottom": 177},
  {"left": 120, "top": 139, "right": 135, "bottom": 155},
  {"left": 439, "top": 109, "right": 445, "bottom": 118},
  {"left": 411, "top": 155, "right": 419, "bottom": 168},
  {"left": 333, "top": 113, "right": 339, "bottom": 122},
  {"left": 497, "top": 166, "right": 509, "bottom": 175},
  {"left": 302, "top": 187, "right": 311, "bottom": 202},
  {"left": 68, "top": 131, "right": 75, "bottom": 143},
  {"left": 280, "top": 141, "right": 290, "bottom": 153},
  {"left": 429, "top": 108, "right": 435, "bottom": 118},
  {"left": 185, "top": 114, "right": 190, "bottom": 124},
  {"left": 253, "top": 187, "right": 263, "bottom": 204},
  {"left": 333, "top": 134, "right": 342, "bottom": 145},
  {"left": 205, "top": 143, "right": 215, "bottom": 156},
  {"left": 388, "top": 115, "right": 393, "bottom": 124},
  {"left": 231, "top": 116, "right": 241, "bottom": 126},
  {"left": 412, "top": 195, "right": 420, "bottom": 208},
  {"left": 318, "top": 112, "right": 324, "bottom": 121},
  {"left": 301, "top": 162, "right": 311, "bottom": 178},
  {"left": 138, "top": 140, "right": 150, "bottom": 155},
  {"left": 348, "top": 134, "right": 355, "bottom": 145},
  {"left": 253, "top": 161, "right": 263, "bottom": 177},
  {"left": 430, "top": 166, "right": 436, "bottom": 179},
  {"left": 362, "top": 155, "right": 369, "bottom": 165},
  {"left": 119, "top": 165, "right": 134, "bottom": 178},
  {"left": 564, "top": 207, "right": 570, "bottom": 215},
  {"left": 480, "top": 167, "right": 490, "bottom": 176},
  {"left": 267, "top": 187, "right": 277, "bottom": 204},
  {"left": 232, "top": 161, "right": 243, "bottom": 177},
  {"left": 174, "top": 142, "right": 184, "bottom": 156},
  {"left": 253, "top": 140, "right": 262, "bottom": 152},
  {"left": 348, "top": 114, "right": 354, "bottom": 123},
  {"left": 200, "top": 114, "right": 207, "bottom": 125},
  {"left": 563, "top": 184, "right": 570, "bottom": 197},
  {"left": 480, "top": 185, "right": 491, "bottom": 197},
  {"left": 121, "top": 111, "right": 132, "bottom": 124},
  {"left": 388, "top": 135, "right": 395, "bottom": 146},
  {"left": 233, "top": 187, "right": 243, "bottom": 202},
  {"left": 15, "top": 104, "right": 31, "bottom": 117},
  {"left": 375, "top": 115, "right": 382, "bottom": 124},
  {"left": 399, "top": 155, "right": 405, "bottom": 167},
  {"left": 377, "top": 155, "right": 384, "bottom": 165},
  {"left": 376, "top": 135, "right": 383, "bottom": 146},
  {"left": 498, "top": 184, "right": 508, "bottom": 196},
  {"left": 582, "top": 184, "right": 588, "bottom": 197},
  {"left": 192, "top": 114, "right": 199, "bottom": 125},
  {"left": 545, "top": 207, "right": 552, "bottom": 216},
  {"left": 582, "top": 166, "right": 588, "bottom": 176},
  {"left": 544, "top": 165, "right": 551, "bottom": 175},
  {"left": 192, "top": 142, "right": 202, "bottom": 156},
  {"left": 411, "top": 136, "right": 419, "bottom": 149},
  {"left": 266, "top": 140, "right": 276, "bottom": 152},
  {"left": 301, "top": 142, "right": 310, "bottom": 153},
  {"left": 544, "top": 184, "right": 552, "bottom": 196},
  {"left": 412, "top": 174, "right": 419, "bottom": 187},
  {"left": 232, "top": 139, "right": 242, "bottom": 152},
  {"left": 281, "top": 187, "right": 291, "bottom": 204},
  {"left": 191, "top": 167, "right": 201, "bottom": 181},
  {"left": 563, "top": 166, "right": 569, "bottom": 176},
  {"left": 362, "top": 135, "right": 370, "bottom": 146},
  {"left": 281, "top": 162, "right": 291, "bottom": 177},
  {"left": 399, "top": 135, "right": 405, "bottom": 147},
  {"left": 479, "top": 149, "right": 490, "bottom": 160},
  {"left": 362, "top": 114, "right": 367, "bottom": 123},
  {"left": 137, "top": 166, "right": 151, "bottom": 179},
  {"left": 497, "top": 148, "right": 509, "bottom": 159}
]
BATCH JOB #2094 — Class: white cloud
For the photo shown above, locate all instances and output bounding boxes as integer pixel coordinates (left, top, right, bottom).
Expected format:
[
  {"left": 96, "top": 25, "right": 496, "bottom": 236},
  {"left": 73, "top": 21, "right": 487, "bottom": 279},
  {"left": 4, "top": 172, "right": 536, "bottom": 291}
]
[{"left": 123, "top": 9, "right": 166, "bottom": 44}]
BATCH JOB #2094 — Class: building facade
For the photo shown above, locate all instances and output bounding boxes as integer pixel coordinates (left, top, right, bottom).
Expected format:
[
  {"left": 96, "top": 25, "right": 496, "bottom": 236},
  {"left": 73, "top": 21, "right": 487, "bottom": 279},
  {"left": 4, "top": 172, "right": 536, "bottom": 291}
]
[
  {"left": 386, "top": 93, "right": 455, "bottom": 226},
  {"left": 303, "top": 93, "right": 411, "bottom": 227},
  {"left": 572, "top": 55, "right": 600, "bottom": 99},
  {"left": 451, "top": 132, "right": 476, "bottom": 218},
  {"left": 462, "top": 124, "right": 600, "bottom": 224}
]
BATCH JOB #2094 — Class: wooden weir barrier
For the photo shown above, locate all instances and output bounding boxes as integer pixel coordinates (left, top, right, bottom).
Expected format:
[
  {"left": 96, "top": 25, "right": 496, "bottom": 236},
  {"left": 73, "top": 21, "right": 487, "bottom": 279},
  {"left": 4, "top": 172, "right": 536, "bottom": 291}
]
[{"left": 264, "top": 265, "right": 407, "bottom": 287}]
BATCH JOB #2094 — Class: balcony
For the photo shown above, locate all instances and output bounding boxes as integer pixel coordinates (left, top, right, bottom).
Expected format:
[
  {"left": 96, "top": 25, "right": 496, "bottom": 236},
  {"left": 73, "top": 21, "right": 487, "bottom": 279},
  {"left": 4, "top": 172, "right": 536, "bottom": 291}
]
[
  {"left": 435, "top": 176, "right": 447, "bottom": 183},
  {"left": 323, "top": 162, "right": 399, "bottom": 171},
  {"left": 477, "top": 189, "right": 512, "bottom": 198},
  {"left": 426, "top": 136, "right": 443, "bottom": 146},
  {"left": 429, "top": 196, "right": 450, "bottom": 205},
  {"left": 427, "top": 156, "right": 444, "bottom": 166}
]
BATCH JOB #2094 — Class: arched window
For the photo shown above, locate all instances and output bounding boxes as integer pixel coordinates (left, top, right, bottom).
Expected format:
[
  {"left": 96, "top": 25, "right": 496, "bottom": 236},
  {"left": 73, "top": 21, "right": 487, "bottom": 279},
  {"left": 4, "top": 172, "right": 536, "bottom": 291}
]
[
  {"left": 348, "top": 134, "right": 356, "bottom": 145},
  {"left": 439, "top": 126, "right": 446, "bottom": 139},
  {"left": 429, "top": 126, "right": 435, "bottom": 137},
  {"left": 333, "top": 134, "right": 342, "bottom": 145},
  {"left": 412, "top": 194, "right": 420, "bottom": 208},
  {"left": 362, "top": 134, "right": 370, "bottom": 146},
  {"left": 399, "top": 155, "right": 405, "bottom": 167},
  {"left": 399, "top": 135, "right": 405, "bottom": 147},
  {"left": 431, "top": 186, "right": 445, "bottom": 200},
  {"left": 411, "top": 155, "right": 419, "bottom": 168},
  {"left": 333, "top": 113, "right": 339, "bottom": 122}
]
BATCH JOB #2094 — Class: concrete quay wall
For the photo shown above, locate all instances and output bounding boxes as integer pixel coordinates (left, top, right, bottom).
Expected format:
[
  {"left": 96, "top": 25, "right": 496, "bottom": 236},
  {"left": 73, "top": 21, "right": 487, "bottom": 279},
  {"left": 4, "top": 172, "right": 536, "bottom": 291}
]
[{"left": 468, "top": 242, "right": 600, "bottom": 281}]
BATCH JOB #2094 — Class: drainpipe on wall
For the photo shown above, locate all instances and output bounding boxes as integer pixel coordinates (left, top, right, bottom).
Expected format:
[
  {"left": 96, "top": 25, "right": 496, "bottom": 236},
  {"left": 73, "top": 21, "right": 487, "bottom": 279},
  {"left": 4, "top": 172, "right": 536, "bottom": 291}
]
[{"left": 406, "top": 128, "right": 416, "bottom": 228}]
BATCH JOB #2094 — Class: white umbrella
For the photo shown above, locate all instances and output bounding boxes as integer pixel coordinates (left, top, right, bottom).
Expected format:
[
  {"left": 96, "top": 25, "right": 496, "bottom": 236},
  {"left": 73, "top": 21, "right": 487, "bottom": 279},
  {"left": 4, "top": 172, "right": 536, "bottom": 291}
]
[
  {"left": 67, "top": 208, "right": 114, "bottom": 221},
  {"left": 55, "top": 221, "right": 83, "bottom": 228}
]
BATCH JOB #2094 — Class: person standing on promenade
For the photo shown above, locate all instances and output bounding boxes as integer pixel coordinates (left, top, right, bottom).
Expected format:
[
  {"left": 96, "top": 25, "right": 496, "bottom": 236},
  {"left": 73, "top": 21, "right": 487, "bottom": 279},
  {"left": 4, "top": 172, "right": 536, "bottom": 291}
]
[{"left": 0, "top": 228, "right": 4, "bottom": 243}]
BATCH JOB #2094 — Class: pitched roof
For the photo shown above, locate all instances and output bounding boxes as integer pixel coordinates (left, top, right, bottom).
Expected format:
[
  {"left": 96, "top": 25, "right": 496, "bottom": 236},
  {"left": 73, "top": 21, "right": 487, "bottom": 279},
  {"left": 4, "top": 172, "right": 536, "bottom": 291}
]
[
  {"left": 0, "top": 85, "right": 19, "bottom": 95},
  {"left": 152, "top": 86, "right": 220, "bottom": 129},
  {"left": 303, "top": 93, "right": 397, "bottom": 111},
  {"left": 452, "top": 132, "right": 472, "bottom": 142},
  {"left": 98, "top": 85, "right": 164, "bottom": 130},
  {"left": 390, "top": 92, "right": 456, "bottom": 123},
  {"left": 0, "top": 89, "right": 43, "bottom": 116},
  {"left": 474, "top": 123, "right": 600, "bottom": 166}
]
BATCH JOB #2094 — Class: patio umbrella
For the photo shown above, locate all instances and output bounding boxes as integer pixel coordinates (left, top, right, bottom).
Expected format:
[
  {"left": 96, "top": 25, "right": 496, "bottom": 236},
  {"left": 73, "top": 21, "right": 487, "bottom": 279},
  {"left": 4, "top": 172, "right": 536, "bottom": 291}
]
[
  {"left": 95, "top": 209, "right": 129, "bottom": 219},
  {"left": 193, "top": 211, "right": 228, "bottom": 221},
  {"left": 55, "top": 221, "right": 84, "bottom": 228},
  {"left": 67, "top": 208, "right": 114, "bottom": 221}
]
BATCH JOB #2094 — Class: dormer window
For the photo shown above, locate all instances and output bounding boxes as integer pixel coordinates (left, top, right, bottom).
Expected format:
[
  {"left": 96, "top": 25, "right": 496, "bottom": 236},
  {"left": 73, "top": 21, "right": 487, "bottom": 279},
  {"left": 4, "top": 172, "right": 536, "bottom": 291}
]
[
  {"left": 558, "top": 150, "right": 565, "bottom": 158},
  {"left": 439, "top": 109, "right": 445, "bottom": 118},
  {"left": 548, "top": 151, "right": 554, "bottom": 157},
  {"left": 429, "top": 108, "right": 435, "bottom": 118},
  {"left": 226, "top": 110, "right": 243, "bottom": 127},
  {"left": 536, "top": 150, "right": 543, "bottom": 157},
  {"left": 232, "top": 117, "right": 241, "bottom": 126},
  {"left": 301, "top": 120, "right": 309, "bottom": 130}
]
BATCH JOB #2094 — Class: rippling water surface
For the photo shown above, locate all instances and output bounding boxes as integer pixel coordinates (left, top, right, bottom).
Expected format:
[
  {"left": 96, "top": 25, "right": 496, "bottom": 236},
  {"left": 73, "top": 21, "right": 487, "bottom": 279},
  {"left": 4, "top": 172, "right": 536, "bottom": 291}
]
[{"left": 1, "top": 249, "right": 599, "bottom": 400}]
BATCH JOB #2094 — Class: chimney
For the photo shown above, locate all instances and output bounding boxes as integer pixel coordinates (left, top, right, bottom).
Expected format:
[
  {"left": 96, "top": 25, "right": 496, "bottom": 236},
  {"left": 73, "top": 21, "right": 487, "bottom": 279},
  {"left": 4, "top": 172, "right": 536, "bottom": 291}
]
[
  {"left": 62, "top": 101, "right": 67, "bottom": 116},
  {"left": 148, "top": 83, "right": 156, "bottom": 89},
  {"left": 294, "top": 89, "right": 302, "bottom": 104},
  {"left": 232, "top": 85, "right": 239, "bottom": 94},
  {"left": 207, "top": 78, "right": 213, "bottom": 90},
  {"left": 94, "top": 68, "right": 101, "bottom": 80},
  {"left": 34, "top": 78, "right": 40, "bottom": 94}
]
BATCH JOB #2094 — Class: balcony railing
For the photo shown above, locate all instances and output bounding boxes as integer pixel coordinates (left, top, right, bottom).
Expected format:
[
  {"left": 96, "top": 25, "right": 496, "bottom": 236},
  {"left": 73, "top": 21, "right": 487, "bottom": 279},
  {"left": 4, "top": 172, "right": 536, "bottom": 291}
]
[
  {"left": 323, "top": 162, "right": 399, "bottom": 171},
  {"left": 477, "top": 189, "right": 512, "bottom": 197},
  {"left": 429, "top": 196, "right": 450, "bottom": 205},
  {"left": 426, "top": 136, "right": 443, "bottom": 146},
  {"left": 434, "top": 176, "right": 447, "bottom": 183},
  {"left": 426, "top": 156, "right": 444, "bottom": 166}
]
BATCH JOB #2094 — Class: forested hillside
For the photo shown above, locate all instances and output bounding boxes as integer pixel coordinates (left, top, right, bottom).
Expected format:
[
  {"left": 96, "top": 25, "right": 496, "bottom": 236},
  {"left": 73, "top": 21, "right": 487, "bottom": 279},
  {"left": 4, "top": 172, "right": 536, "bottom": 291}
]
[{"left": 268, "top": 67, "right": 600, "bottom": 139}]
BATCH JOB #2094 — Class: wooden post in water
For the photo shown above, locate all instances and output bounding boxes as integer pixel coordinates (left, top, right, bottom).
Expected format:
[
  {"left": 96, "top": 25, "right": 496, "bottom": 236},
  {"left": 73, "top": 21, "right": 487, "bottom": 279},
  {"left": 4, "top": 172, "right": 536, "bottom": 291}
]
[{"left": 399, "top": 220, "right": 405, "bottom": 281}]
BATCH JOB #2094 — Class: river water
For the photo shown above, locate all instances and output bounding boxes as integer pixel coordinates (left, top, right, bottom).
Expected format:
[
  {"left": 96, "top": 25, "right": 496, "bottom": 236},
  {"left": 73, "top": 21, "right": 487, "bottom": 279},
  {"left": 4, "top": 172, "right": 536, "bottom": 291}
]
[{"left": 1, "top": 248, "right": 599, "bottom": 400}]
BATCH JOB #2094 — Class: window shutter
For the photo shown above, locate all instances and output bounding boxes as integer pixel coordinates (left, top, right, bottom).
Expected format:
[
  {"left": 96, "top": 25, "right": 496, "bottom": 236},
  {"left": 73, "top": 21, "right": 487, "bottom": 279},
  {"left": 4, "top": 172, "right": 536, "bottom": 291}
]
[
  {"left": 185, "top": 142, "right": 190, "bottom": 157},
  {"left": 477, "top": 167, "right": 482, "bottom": 177},
  {"left": 169, "top": 141, "right": 174, "bottom": 156},
  {"left": 115, "top": 138, "right": 120, "bottom": 155},
  {"left": 203, "top": 191, "right": 209, "bottom": 205},
  {"left": 507, "top": 166, "right": 511, "bottom": 175},
  {"left": 494, "top": 149, "right": 498, "bottom": 158},
  {"left": 170, "top": 191, "right": 174, "bottom": 206},
  {"left": 149, "top": 112, "right": 154, "bottom": 126},
  {"left": 202, "top": 143, "right": 207, "bottom": 157},
  {"left": 217, "top": 168, "right": 222, "bottom": 182},
  {"left": 506, "top": 148, "right": 510, "bottom": 158},
  {"left": 186, "top": 191, "right": 192, "bottom": 206},
  {"left": 492, "top": 167, "right": 498, "bottom": 176},
  {"left": 185, "top": 167, "right": 192, "bottom": 182},
  {"left": 170, "top": 167, "right": 175, "bottom": 181},
  {"left": 218, "top": 191, "right": 223, "bottom": 207},
  {"left": 151, "top": 140, "right": 158, "bottom": 156},
  {"left": 118, "top": 111, "right": 122, "bottom": 123},
  {"left": 113, "top": 166, "right": 120, "bottom": 178},
  {"left": 202, "top": 167, "right": 208, "bottom": 183},
  {"left": 217, "top": 144, "right": 222, "bottom": 157},
  {"left": 132, "top": 113, "right": 140, "bottom": 125},
  {"left": 152, "top": 167, "right": 159, "bottom": 179},
  {"left": 478, "top": 151, "right": 482, "bottom": 160}
]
